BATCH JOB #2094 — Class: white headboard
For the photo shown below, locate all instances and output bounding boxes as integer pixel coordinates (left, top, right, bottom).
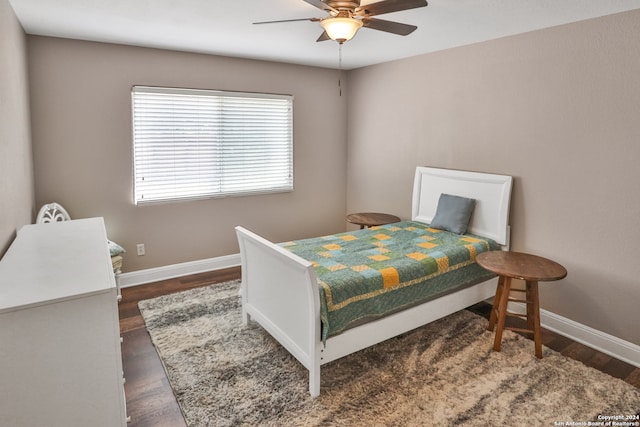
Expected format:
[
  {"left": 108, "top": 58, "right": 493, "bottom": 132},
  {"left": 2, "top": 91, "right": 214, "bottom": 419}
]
[{"left": 411, "top": 167, "right": 513, "bottom": 246}]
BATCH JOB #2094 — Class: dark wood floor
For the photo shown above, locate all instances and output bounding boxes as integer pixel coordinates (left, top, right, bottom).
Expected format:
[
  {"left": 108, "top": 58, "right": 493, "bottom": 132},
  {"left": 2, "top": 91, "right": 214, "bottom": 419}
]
[
  {"left": 119, "top": 267, "right": 640, "bottom": 426},
  {"left": 120, "top": 267, "right": 241, "bottom": 427}
]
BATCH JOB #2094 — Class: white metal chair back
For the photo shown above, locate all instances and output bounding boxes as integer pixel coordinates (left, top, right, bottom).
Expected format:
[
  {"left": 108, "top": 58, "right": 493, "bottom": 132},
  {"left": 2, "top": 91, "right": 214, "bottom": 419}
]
[{"left": 36, "top": 203, "right": 71, "bottom": 224}]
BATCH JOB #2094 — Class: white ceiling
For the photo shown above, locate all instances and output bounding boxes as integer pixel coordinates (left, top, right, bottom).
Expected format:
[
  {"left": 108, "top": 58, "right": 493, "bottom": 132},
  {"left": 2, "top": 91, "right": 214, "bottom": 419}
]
[{"left": 9, "top": 0, "right": 640, "bottom": 70}]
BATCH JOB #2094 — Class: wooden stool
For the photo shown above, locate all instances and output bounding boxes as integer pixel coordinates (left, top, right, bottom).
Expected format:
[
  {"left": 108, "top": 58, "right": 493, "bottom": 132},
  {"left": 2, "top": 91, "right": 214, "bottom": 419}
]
[{"left": 476, "top": 251, "right": 567, "bottom": 358}]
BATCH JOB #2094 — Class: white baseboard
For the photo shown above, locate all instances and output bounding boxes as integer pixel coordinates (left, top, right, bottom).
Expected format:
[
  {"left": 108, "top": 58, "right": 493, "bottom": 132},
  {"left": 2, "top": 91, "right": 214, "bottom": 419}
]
[
  {"left": 118, "top": 253, "right": 241, "bottom": 288},
  {"left": 508, "top": 302, "right": 640, "bottom": 368},
  {"left": 120, "top": 259, "right": 639, "bottom": 368}
]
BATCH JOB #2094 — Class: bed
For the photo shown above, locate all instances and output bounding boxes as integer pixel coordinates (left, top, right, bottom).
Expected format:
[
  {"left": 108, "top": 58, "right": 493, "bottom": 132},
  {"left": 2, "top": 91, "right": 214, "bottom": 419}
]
[{"left": 235, "top": 166, "right": 513, "bottom": 397}]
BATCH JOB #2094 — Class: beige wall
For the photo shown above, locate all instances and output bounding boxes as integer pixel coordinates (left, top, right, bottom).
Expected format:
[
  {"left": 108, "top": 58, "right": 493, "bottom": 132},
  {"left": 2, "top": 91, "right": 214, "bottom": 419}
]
[
  {"left": 28, "top": 37, "right": 348, "bottom": 272},
  {"left": 20, "top": 8, "right": 640, "bottom": 346},
  {"left": 0, "top": 0, "right": 34, "bottom": 257},
  {"left": 346, "top": 10, "right": 640, "bottom": 345}
]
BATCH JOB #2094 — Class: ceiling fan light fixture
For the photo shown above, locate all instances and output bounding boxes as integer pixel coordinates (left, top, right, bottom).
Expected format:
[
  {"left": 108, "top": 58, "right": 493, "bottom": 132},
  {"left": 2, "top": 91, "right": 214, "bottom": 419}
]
[{"left": 320, "top": 17, "right": 363, "bottom": 43}]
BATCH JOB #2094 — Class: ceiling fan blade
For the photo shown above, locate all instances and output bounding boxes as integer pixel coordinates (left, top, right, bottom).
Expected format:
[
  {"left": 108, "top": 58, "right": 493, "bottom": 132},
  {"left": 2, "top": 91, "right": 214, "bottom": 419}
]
[
  {"left": 362, "top": 17, "right": 417, "bottom": 36},
  {"left": 316, "top": 31, "right": 332, "bottom": 42},
  {"left": 253, "top": 17, "right": 321, "bottom": 25},
  {"left": 303, "top": 0, "right": 337, "bottom": 13},
  {"left": 355, "top": 0, "right": 427, "bottom": 17}
]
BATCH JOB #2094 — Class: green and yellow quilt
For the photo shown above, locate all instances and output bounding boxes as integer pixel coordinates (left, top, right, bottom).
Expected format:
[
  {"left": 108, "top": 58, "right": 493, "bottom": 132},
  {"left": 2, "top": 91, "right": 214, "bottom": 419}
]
[{"left": 280, "top": 221, "right": 500, "bottom": 342}]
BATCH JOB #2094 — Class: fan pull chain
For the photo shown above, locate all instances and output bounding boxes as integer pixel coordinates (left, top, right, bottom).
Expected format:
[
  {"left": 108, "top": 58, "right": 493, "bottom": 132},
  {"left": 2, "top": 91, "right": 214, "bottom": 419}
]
[{"left": 338, "top": 43, "right": 343, "bottom": 97}]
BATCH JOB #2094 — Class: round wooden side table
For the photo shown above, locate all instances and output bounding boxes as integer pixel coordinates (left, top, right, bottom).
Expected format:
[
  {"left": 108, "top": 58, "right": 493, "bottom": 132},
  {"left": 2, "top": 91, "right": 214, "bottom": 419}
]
[
  {"left": 476, "top": 251, "right": 567, "bottom": 359},
  {"left": 346, "top": 212, "right": 401, "bottom": 229}
]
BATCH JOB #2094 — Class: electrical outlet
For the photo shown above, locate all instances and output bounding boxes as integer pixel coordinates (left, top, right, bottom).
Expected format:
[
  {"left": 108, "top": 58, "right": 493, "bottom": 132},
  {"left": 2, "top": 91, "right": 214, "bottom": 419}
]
[{"left": 136, "top": 243, "right": 145, "bottom": 256}]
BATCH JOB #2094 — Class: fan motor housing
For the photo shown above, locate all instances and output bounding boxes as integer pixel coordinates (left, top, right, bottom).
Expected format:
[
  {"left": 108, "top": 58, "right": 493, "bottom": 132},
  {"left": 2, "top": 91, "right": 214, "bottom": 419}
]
[{"left": 326, "top": 1, "right": 361, "bottom": 10}]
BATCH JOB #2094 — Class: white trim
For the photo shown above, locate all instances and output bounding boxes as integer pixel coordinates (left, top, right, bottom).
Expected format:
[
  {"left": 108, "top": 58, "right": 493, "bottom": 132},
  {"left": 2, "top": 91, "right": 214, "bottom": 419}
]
[
  {"left": 118, "top": 254, "right": 240, "bottom": 288},
  {"left": 508, "top": 302, "right": 640, "bottom": 368},
  {"left": 119, "top": 252, "right": 640, "bottom": 368}
]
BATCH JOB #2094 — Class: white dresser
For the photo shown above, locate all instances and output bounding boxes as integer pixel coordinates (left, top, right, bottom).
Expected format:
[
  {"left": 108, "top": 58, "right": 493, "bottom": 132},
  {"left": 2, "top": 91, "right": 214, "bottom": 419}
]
[{"left": 0, "top": 218, "right": 127, "bottom": 426}]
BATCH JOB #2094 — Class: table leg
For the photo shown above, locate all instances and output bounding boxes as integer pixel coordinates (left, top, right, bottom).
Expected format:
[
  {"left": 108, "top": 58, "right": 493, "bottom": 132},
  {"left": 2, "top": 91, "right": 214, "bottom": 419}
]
[
  {"left": 487, "top": 276, "right": 505, "bottom": 332},
  {"left": 526, "top": 280, "right": 543, "bottom": 358},
  {"left": 493, "top": 276, "right": 512, "bottom": 352}
]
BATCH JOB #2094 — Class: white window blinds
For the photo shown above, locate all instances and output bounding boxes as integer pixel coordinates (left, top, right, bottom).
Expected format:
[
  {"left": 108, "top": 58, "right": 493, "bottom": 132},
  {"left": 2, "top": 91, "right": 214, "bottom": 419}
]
[{"left": 132, "top": 86, "right": 293, "bottom": 204}]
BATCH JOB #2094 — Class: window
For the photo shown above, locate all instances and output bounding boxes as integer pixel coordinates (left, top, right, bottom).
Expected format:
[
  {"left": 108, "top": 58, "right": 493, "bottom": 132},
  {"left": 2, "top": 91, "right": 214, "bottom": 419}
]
[{"left": 132, "top": 86, "right": 293, "bottom": 204}]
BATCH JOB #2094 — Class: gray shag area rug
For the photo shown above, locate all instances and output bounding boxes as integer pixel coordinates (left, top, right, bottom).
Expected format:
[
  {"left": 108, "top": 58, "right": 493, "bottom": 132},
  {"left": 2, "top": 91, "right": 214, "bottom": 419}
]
[{"left": 138, "top": 280, "right": 640, "bottom": 426}]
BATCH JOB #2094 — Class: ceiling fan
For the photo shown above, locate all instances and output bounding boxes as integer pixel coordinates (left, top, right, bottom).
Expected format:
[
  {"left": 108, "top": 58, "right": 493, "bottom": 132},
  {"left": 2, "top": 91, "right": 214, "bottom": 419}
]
[{"left": 254, "top": 0, "right": 428, "bottom": 44}]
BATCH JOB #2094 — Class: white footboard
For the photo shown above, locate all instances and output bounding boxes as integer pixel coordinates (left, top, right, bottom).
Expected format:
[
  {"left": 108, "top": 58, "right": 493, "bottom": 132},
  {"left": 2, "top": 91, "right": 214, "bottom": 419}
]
[{"left": 235, "top": 226, "right": 323, "bottom": 396}]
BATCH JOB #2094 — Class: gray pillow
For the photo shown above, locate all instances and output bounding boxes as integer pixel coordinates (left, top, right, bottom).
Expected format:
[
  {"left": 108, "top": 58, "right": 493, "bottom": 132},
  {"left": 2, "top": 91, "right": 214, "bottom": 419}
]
[{"left": 430, "top": 193, "right": 476, "bottom": 234}]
